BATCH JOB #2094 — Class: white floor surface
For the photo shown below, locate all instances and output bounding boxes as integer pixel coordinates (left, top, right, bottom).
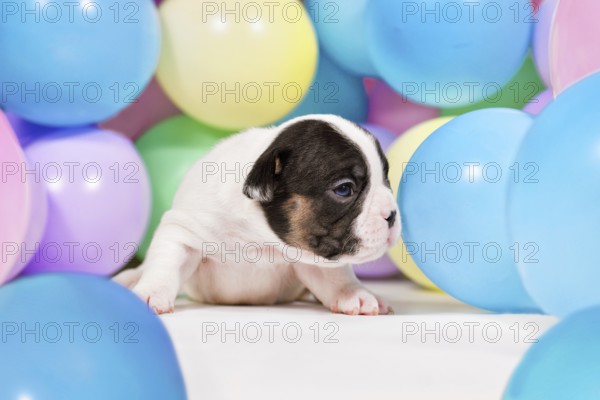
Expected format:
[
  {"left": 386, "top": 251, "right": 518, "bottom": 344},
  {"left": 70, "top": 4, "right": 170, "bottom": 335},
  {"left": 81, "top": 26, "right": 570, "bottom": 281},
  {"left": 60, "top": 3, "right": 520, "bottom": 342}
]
[{"left": 161, "top": 280, "right": 556, "bottom": 400}]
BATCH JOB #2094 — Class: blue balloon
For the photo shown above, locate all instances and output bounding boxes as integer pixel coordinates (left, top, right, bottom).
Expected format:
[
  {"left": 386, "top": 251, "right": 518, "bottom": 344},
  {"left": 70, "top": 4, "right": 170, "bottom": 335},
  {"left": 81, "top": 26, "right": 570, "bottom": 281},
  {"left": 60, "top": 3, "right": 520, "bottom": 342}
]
[
  {"left": 366, "top": 0, "right": 532, "bottom": 107},
  {"left": 399, "top": 108, "right": 539, "bottom": 312},
  {"left": 504, "top": 306, "right": 600, "bottom": 399},
  {"left": 306, "top": 0, "right": 377, "bottom": 77},
  {"left": 278, "top": 50, "right": 368, "bottom": 123},
  {"left": 0, "top": 274, "right": 186, "bottom": 399},
  {"left": 508, "top": 72, "right": 600, "bottom": 318},
  {"left": 0, "top": 0, "right": 160, "bottom": 126}
]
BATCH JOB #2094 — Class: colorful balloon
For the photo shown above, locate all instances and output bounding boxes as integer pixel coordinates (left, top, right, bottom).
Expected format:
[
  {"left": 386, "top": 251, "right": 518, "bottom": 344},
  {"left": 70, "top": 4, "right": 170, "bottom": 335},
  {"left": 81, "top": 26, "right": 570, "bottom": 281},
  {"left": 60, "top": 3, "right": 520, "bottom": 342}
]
[
  {"left": 6, "top": 112, "right": 70, "bottom": 147},
  {"left": 509, "top": 72, "right": 600, "bottom": 317},
  {"left": 278, "top": 50, "right": 368, "bottom": 123},
  {"left": 367, "top": 80, "right": 440, "bottom": 135},
  {"left": 21, "top": 129, "right": 150, "bottom": 276},
  {"left": 367, "top": 0, "right": 532, "bottom": 107},
  {"left": 523, "top": 88, "right": 553, "bottom": 115},
  {"left": 157, "top": 0, "right": 318, "bottom": 130},
  {"left": 530, "top": 0, "right": 543, "bottom": 12},
  {"left": 136, "top": 115, "right": 234, "bottom": 258},
  {"left": 400, "top": 109, "right": 539, "bottom": 312},
  {"left": 363, "top": 123, "right": 397, "bottom": 151},
  {"left": 0, "top": 111, "right": 47, "bottom": 283},
  {"left": 441, "top": 56, "right": 545, "bottom": 116},
  {"left": 387, "top": 117, "right": 454, "bottom": 290},
  {"left": 532, "top": 0, "right": 559, "bottom": 86},
  {"left": 363, "top": 77, "right": 378, "bottom": 94},
  {"left": 0, "top": 273, "right": 186, "bottom": 400},
  {"left": 100, "top": 78, "right": 181, "bottom": 141},
  {"left": 550, "top": 0, "right": 600, "bottom": 95},
  {"left": 353, "top": 124, "right": 401, "bottom": 279},
  {"left": 504, "top": 306, "right": 600, "bottom": 400},
  {"left": 0, "top": 0, "right": 160, "bottom": 126},
  {"left": 305, "top": 0, "right": 377, "bottom": 76}
]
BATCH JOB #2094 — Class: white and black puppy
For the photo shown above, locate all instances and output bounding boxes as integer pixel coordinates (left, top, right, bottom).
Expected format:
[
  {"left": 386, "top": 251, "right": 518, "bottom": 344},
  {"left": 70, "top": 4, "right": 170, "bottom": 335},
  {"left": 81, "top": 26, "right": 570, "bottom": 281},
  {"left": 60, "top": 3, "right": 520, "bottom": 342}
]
[{"left": 115, "top": 114, "right": 401, "bottom": 315}]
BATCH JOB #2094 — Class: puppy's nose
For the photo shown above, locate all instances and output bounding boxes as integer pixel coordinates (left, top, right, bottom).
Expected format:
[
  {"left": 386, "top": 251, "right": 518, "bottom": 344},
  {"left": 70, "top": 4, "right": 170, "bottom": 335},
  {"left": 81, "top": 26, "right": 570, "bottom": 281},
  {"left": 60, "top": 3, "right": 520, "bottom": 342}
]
[{"left": 385, "top": 211, "right": 397, "bottom": 229}]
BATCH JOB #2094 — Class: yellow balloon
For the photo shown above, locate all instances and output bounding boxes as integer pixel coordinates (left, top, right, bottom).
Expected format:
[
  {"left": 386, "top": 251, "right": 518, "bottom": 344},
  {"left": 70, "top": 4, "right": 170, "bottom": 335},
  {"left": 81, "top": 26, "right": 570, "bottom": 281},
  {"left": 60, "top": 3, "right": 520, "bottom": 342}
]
[
  {"left": 157, "top": 0, "right": 318, "bottom": 130},
  {"left": 387, "top": 117, "right": 455, "bottom": 290}
]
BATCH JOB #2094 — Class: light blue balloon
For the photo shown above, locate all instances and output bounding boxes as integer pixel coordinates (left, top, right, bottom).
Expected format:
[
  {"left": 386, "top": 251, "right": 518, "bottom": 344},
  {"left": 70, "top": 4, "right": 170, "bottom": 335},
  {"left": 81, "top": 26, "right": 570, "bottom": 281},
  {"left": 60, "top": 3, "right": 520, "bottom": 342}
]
[
  {"left": 399, "top": 108, "right": 539, "bottom": 312},
  {"left": 366, "top": 0, "right": 532, "bottom": 107},
  {"left": 0, "top": 0, "right": 160, "bottom": 126},
  {"left": 0, "top": 274, "right": 187, "bottom": 400},
  {"left": 508, "top": 72, "right": 600, "bottom": 318},
  {"left": 504, "top": 306, "right": 600, "bottom": 399},
  {"left": 306, "top": 0, "right": 377, "bottom": 77},
  {"left": 278, "top": 50, "right": 368, "bottom": 123}
]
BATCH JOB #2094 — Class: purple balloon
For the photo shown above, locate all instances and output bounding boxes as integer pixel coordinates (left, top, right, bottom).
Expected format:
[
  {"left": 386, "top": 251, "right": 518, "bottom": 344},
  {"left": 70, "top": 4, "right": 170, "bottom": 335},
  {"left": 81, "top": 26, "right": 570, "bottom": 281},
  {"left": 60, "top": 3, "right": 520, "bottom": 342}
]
[
  {"left": 6, "top": 112, "right": 95, "bottom": 148},
  {"left": 21, "top": 128, "right": 150, "bottom": 276},
  {"left": 353, "top": 124, "right": 401, "bottom": 279},
  {"left": 367, "top": 80, "right": 441, "bottom": 135},
  {"left": 363, "top": 123, "right": 397, "bottom": 150},
  {"left": 523, "top": 89, "right": 554, "bottom": 115},
  {"left": 352, "top": 254, "right": 399, "bottom": 279},
  {"left": 533, "top": 0, "right": 559, "bottom": 86}
]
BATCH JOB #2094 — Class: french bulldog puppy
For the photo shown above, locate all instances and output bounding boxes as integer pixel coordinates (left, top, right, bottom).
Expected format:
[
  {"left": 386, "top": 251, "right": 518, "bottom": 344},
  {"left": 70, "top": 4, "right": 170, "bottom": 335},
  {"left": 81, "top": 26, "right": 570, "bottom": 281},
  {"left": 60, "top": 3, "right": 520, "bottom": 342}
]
[{"left": 115, "top": 115, "right": 401, "bottom": 315}]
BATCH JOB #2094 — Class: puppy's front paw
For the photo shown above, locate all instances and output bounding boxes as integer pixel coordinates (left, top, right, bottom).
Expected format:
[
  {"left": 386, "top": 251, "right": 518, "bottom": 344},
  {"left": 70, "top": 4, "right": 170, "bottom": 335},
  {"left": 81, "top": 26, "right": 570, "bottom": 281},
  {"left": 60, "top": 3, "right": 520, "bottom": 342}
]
[
  {"left": 330, "top": 285, "right": 392, "bottom": 316},
  {"left": 132, "top": 283, "right": 176, "bottom": 315}
]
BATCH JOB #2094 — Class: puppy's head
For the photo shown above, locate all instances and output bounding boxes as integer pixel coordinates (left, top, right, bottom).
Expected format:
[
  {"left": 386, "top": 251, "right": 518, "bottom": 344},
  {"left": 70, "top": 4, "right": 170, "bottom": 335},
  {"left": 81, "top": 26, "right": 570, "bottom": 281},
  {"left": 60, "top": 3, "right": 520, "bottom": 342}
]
[{"left": 243, "top": 115, "right": 401, "bottom": 265}]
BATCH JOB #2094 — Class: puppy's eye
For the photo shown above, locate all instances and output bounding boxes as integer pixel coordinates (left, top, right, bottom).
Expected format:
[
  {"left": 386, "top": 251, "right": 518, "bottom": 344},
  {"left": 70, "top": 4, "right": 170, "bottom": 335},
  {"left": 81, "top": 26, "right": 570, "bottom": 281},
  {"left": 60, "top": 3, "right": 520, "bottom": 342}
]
[{"left": 333, "top": 182, "right": 354, "bottom": 197}]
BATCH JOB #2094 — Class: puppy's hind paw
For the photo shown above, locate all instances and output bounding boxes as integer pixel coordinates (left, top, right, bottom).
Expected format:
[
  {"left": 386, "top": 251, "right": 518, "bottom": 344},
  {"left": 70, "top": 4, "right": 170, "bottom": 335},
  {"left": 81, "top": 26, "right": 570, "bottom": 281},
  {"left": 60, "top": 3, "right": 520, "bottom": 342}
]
[{"left": 132, "top": 283, "right": 176, "bottom": 315}]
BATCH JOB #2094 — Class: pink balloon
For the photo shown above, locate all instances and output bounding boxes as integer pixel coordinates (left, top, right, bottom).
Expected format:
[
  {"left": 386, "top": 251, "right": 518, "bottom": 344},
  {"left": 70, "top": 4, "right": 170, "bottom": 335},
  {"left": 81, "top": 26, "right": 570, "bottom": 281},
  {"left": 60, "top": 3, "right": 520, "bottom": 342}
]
[
  {"left": 100, "top": 78, "right": 180, "bottom": 141},
  {"left": 531, "top": 0, "right": 543, "bottom": 12},
  {"left": 21, "top": 129, "right": 150, "bottom": 276},
  {"left": 523, "top": 88, "right": 554, "bottom": 115},
  {"left": 533, "top": 0, "right": 559, "bottom": 86},
  {"left": 353, "top": 123, "right": 401, "bottom": 279},
  {"left": 363, "top": 77, "right": 377, "bottom": 95},
  {"left": 367, "top": 80, "right": 440, "bottom": 136},
  {"left": 550, "top": 0, "right": 600, "bottom": 95},
  {"left": 0, "top": 112, "right": 47, "bottom": 283}
]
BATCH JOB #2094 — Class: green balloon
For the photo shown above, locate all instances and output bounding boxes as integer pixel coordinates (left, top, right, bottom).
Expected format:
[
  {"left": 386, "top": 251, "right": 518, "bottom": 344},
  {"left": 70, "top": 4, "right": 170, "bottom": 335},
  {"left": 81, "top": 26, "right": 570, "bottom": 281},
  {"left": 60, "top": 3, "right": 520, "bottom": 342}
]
[
  {"left": 136, "top": 115, "right": 234, "bottom": 258},
  {"left": 441, "top": 56, "right": 545, "bottom": 116}
]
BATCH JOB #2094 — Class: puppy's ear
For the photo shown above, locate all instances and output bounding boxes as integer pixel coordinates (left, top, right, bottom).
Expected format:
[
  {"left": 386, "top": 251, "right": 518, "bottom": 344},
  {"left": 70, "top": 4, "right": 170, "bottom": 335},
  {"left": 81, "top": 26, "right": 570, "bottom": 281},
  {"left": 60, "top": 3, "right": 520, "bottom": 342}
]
[{"left": 243, "top": 148, "right": 288, "bottom": 202}]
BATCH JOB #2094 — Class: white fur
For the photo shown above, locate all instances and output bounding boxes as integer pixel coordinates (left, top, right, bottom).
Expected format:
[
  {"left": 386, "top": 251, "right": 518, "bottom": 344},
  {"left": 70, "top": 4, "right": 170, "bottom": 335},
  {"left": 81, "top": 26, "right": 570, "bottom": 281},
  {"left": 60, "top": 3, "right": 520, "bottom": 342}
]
[{"left": 115, "top": 115, "right": 400, "bottom": 315}]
